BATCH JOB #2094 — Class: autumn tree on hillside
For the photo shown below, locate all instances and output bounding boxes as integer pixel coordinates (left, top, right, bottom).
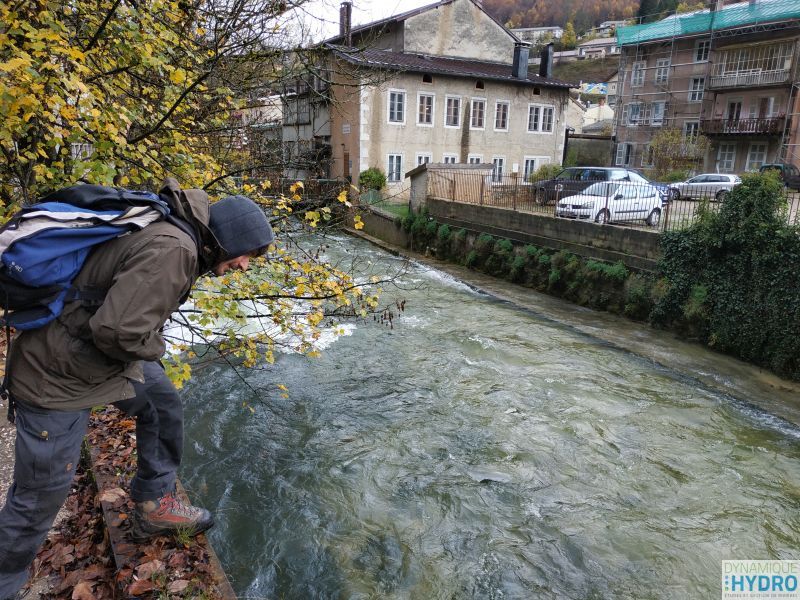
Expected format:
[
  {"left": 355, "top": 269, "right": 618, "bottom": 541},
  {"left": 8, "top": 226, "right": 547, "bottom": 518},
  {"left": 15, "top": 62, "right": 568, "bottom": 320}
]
[
  {"left": 483, "top": 0, "right": 638, "bottom": 32},
  {"left": 0, "top": 0, "right": 396, "bottom": 393},
  {"left": 562, "top": 22, "right": 578, "bottom": 49}
]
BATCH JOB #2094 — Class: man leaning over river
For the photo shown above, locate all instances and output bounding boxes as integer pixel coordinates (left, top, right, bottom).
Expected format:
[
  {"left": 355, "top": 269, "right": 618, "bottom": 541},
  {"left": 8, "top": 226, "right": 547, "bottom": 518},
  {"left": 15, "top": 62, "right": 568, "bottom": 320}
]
[{"left": 0, "top": 178, "right": 275, "bottom": 598}]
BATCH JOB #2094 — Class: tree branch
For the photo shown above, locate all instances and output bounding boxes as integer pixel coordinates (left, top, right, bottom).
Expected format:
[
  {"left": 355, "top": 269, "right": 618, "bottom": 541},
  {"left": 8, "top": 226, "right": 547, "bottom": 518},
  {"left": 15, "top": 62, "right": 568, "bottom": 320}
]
[{"left": 83, "top": 0, "right": 123, "bottom": 53}]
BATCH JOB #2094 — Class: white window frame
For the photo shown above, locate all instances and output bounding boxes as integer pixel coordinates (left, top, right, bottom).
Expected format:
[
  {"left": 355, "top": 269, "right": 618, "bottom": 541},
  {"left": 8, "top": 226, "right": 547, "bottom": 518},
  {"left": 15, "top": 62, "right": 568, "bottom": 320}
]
[
  {"left": 628, "top": 102, "right": 643, "bottom": 126},
  {"left": 494, "top": 100, "right": 510, "bottom": 131},
  {"left": 716, "top": 143, "right": 736, "bottom": 173},
  {"left": 745, "top": 142, "right": 768, "bottom": 171},
  {"left": 70, "top": 142, "right": 94, "bottom": 159},
  {"left": 417, "top": 92, "right": 435, "bottom": 127},
  {"left": 387, "top": 89, "right": 406, "bottom": 125},
  {"left": 415, "top": 152, "right": 433, "bottom": 167},
  {"left": 445, "top": 95, "right": 461, "bottom": 128},
  {"left": 528, "top": 103, "right": 555, "bottom": 134},
  {"left": 470, "top": 97, "right": 487, "bottom": 130},
  {"left": 491, "top": 156, "right": 505, "bottom": 183},
  {"left": 467, "top": 154, "right": 483, "bottom": 165},
  {"left": 632, "top": 61, "right": 646, "bottom": 87},
  {"left": 651, "top": 101, "right": 666, "bottom": 126},
  {"left": 688, "top": 77, "right": 705, "bottom": 103},
  {"left": 442, "top": 153, "right": 459, "bottom": 164},
  {"left": 387, "top": 153, "right": 404, "bottom": 182},
  {"left": 522, "top": 156, "right": 550, "bottom": 183},
  {"left": 694, "top": 39, "right": 711, "bottom": 63},
  {"left": 541, "top": 106, "right": 554, "bottom": 133},
  {"left": 527, "top": 104, "right": 541, "bottom": 132},
  {"left": 615, "top": 142, "right": 632, "bottom": 166},
  {"left": 684, "top": 120, "right": 700, "bottom": 140},
  {"left": 655, "top": 58, "right": 670, "bottom": 83}
]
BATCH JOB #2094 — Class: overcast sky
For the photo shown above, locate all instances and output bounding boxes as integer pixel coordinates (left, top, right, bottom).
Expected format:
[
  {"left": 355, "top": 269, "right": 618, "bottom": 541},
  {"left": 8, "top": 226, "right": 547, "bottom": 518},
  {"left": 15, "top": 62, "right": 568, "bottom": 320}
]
[{"left": 284, "top": 0, "right": 435, "bottom": 43}]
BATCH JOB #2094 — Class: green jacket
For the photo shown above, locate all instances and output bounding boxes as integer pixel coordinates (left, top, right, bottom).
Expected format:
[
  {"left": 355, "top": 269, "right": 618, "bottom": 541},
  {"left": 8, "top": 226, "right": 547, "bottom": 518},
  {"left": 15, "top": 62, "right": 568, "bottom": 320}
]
[{"left": 8, "top": 178, "right": 221, "bottom": 410}]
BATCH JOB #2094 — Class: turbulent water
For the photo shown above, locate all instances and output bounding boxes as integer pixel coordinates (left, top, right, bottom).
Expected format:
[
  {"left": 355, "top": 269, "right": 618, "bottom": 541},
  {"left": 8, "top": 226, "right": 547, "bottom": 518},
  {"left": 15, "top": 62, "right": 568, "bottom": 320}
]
[{"left": 180, "top": 233, "right": 800, "bottom": 599}]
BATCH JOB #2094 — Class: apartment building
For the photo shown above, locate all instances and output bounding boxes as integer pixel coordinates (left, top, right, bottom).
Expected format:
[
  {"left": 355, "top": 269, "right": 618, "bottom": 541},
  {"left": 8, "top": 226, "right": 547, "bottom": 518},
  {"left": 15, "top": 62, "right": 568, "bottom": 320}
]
[
  {"left": 512, "top": 26, "right": 564, "bottom": 44},
  {"left": 284, "top": 0, "right": 574, "bottom": 189},
  {"left": 614, "top": 0, "right": 800, "bottom": 173}
]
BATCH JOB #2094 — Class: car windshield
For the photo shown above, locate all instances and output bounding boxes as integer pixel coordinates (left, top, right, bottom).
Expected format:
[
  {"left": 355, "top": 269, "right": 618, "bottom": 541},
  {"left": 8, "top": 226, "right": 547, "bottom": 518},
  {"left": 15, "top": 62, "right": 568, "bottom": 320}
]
[{"left": 581, "top": 182, "right": 619, "bottom": 196}]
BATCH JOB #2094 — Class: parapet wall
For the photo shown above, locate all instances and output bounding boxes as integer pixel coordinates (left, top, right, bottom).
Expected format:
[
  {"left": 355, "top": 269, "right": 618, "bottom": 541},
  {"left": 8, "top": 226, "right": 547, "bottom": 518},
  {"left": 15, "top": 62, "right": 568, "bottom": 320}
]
[{"left": 425, "top": 198, "right": 661, "bottom": 271}]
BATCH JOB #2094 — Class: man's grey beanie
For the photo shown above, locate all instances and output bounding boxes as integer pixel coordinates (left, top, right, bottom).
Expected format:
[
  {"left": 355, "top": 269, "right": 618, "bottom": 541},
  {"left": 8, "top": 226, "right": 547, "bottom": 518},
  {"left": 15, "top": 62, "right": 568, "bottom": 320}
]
[{"left": 208, "top": 195, "right": 275, "bottom": 258}]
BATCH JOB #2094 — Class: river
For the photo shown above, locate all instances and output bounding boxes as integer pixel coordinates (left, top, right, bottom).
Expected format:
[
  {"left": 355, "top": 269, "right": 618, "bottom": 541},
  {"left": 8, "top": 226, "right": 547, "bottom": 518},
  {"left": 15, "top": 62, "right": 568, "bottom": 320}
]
[{"left": 180, "top": 232, "right": 800, "bottom": 599}]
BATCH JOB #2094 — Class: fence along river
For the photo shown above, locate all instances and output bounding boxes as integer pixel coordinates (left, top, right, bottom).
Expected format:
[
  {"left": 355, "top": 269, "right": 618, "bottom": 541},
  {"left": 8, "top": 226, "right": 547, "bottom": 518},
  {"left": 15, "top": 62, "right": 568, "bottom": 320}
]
[{"left": 179, "top": 232, "right": 800, "bottom": 598}]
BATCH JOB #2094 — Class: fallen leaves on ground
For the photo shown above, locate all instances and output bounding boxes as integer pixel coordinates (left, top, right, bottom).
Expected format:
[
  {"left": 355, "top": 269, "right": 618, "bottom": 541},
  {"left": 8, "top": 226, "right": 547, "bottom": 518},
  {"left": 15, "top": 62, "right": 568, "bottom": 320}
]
[{"left": 30, "top": 407, "right": 224, "bottom": 598}]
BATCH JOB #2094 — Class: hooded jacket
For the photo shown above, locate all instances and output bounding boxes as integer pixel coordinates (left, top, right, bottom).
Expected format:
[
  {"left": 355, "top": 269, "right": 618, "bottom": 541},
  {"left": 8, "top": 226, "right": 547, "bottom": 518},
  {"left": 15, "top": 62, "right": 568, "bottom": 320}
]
[{"left": 8, "top": 178, "right": 222, "bottom": 411}]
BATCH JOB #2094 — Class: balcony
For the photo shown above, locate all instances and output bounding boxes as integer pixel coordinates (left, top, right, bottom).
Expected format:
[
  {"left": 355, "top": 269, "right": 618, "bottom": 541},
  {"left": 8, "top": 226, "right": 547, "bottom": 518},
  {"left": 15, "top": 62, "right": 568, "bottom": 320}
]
[
  {"left": 700, "top": 116, "right": 786, "bottom": 136},
  {"left": 708, "top": 68, "right": 791, "bottom": 89}
]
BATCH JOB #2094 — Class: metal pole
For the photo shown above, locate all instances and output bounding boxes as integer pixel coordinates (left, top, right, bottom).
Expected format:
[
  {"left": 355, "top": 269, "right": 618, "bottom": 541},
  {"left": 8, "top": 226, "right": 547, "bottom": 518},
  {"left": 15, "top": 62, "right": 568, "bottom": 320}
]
[{"left": 512, "top": 173, "right": 519, "bottom": 211}]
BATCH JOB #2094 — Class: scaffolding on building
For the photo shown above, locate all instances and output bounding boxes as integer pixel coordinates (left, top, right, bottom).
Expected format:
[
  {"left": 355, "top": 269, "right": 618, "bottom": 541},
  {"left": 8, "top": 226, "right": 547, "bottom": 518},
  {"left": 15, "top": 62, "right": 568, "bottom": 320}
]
[{"left": 614, "top": 0, "right": 800, "bottom": 171}]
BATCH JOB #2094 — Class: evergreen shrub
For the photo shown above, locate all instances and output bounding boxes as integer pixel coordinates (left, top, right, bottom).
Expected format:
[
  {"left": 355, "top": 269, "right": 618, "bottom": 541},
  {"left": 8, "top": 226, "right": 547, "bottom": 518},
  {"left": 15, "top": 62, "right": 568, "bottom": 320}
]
[{"left": 652, "top": 172, "right": 800, "bottom": 379}]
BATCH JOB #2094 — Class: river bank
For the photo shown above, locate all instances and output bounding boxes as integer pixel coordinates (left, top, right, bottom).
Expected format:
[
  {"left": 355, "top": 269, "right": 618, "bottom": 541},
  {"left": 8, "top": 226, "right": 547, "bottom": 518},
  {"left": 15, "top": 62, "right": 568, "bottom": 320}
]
[{"left": 348, "top": 227, "right": 800, "bottom": 429}]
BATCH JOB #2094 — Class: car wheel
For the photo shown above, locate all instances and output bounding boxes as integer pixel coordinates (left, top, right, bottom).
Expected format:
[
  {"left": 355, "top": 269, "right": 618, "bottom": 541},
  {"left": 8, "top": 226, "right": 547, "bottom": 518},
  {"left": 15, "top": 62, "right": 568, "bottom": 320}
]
[
  {"left": 595, "top": 209, "right": 610, "bottom": 224},
  {"left": 669, "top": 188, "right": 680, "bottom": 202},
  {"left": 646, "top": 208, "right": 661, "bottom": 227},
  {"left": 715, "top": 189, "right": 728, "bottom": 202}
]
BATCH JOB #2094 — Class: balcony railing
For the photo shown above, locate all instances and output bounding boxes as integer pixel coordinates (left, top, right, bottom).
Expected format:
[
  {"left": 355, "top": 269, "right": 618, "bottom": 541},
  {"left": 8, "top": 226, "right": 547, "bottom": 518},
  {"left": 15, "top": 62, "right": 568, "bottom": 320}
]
[
  {"left": 700, "top": 116, "right": 786, "bottom": 136},
  {"left": 708, "top": 68, "right": 790, "bottom": 89}
]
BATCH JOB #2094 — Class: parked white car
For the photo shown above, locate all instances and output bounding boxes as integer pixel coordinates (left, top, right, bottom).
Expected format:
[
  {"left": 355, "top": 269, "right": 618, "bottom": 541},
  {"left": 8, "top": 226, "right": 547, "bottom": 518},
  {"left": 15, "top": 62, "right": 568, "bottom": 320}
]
[
  {"left": 556, "top": 182, "right": 663, "bottom": 226},
  {"left": 667, "top": 173, "right": 741, "bottom": 202}
]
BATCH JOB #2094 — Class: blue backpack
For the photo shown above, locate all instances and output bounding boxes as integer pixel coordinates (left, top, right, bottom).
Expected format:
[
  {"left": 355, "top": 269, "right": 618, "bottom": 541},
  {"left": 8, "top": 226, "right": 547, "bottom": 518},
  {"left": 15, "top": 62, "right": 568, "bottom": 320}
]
[{"left": 0, "top": 185, "right": 174, "bottom": 331}]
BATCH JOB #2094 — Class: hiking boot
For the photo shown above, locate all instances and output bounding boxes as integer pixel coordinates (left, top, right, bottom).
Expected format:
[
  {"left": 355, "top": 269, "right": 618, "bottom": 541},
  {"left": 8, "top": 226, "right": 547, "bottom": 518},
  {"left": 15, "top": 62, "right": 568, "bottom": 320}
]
[{"left": 130, "top": 492, "right": 214, "bottom": 542}]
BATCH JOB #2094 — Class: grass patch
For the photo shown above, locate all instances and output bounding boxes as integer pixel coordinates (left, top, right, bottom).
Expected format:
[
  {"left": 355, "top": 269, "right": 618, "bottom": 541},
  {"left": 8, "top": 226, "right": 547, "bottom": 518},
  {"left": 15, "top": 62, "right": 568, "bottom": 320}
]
[{"left": 371, "top": 202, "right": 409, "bottom": 219}]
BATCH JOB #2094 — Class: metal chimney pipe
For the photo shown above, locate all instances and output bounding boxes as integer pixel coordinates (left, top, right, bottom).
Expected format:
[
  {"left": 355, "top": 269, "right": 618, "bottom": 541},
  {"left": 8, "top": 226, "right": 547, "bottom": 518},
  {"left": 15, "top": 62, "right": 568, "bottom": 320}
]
[
  {"left": 512, "top": 42, "right": 531, "bottom": 79},
  {"left": 539, "top": 43, "right": 554, "bottom": 79},
  {"left": 340, "top": 1, "right": 353, "bottom": 45}
]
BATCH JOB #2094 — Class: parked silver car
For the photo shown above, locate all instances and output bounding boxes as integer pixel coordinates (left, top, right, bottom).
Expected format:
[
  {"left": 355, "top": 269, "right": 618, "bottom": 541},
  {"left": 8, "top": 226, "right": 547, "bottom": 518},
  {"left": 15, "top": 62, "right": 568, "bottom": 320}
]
[
  {"left": 667, "top": 173, "right": 741, "bottom": 202},
  {"left": 556, "top": 182, "right": 663, "bottom": 226}
]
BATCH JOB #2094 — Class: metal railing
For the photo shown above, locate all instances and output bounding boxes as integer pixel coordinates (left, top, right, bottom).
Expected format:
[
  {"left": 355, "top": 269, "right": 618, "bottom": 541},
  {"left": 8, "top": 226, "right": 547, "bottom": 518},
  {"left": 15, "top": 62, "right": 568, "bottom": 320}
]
[
  {"left": 426, "top": 170, "right": 800, "bottom": 232},
  {"left": 708, "top": 68, "right": 791, "bottom": 89},
  {"left": 700, "top": 117, "right": 786, "bottom": 136}
]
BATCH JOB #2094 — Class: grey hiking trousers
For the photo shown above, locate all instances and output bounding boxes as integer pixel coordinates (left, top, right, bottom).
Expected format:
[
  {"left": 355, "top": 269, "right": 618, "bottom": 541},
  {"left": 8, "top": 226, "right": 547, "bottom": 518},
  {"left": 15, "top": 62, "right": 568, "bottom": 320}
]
[{"left": 0, "top": 361, "right": 183, "bottom": 598}]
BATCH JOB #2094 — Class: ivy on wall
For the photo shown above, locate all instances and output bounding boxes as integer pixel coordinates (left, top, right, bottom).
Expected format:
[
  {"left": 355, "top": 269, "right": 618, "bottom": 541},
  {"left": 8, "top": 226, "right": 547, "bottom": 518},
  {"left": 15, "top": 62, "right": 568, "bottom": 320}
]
[{"left": 652, "top": 173, "right": 800, "bottom": 380}]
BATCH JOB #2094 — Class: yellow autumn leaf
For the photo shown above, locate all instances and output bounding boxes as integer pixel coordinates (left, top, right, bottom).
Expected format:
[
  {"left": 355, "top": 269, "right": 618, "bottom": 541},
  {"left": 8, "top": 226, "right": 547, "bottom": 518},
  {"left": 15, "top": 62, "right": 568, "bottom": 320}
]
[
  {"left": 0, "top": 56, "right": 32, "bottom": 72},
  {"left": 170, "top": 68, "right": 187, "bottom": 84},
  {"left": 66, "top": 47, "right": 85, "bottom": 61}
]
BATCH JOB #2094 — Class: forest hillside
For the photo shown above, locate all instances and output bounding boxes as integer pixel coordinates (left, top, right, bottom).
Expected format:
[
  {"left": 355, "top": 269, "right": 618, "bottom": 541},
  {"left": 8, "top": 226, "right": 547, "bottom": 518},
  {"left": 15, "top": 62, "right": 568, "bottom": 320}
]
[{"left": 482, "top": 0, "right": 686, "bottom": 32}]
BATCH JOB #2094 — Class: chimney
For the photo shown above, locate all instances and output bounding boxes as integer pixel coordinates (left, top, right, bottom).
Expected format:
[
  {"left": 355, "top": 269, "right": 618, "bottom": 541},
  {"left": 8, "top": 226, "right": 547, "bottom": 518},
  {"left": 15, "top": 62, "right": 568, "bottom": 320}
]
[
  {"left": 539, "top": 43, "right": 554, "bottom": 79},
  {"left": 340, "top": 1, "right": 353, "bottom": 46},
  {"left": 512, "top": 42, "right": 531, "bottom": 79}
]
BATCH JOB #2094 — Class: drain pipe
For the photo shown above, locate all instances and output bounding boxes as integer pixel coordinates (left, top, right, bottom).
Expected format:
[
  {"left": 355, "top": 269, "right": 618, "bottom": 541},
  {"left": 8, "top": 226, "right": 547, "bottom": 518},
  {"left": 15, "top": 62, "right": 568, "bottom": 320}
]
[{"left": 562, "top": 126, "right": 574, "bottom": 164}]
